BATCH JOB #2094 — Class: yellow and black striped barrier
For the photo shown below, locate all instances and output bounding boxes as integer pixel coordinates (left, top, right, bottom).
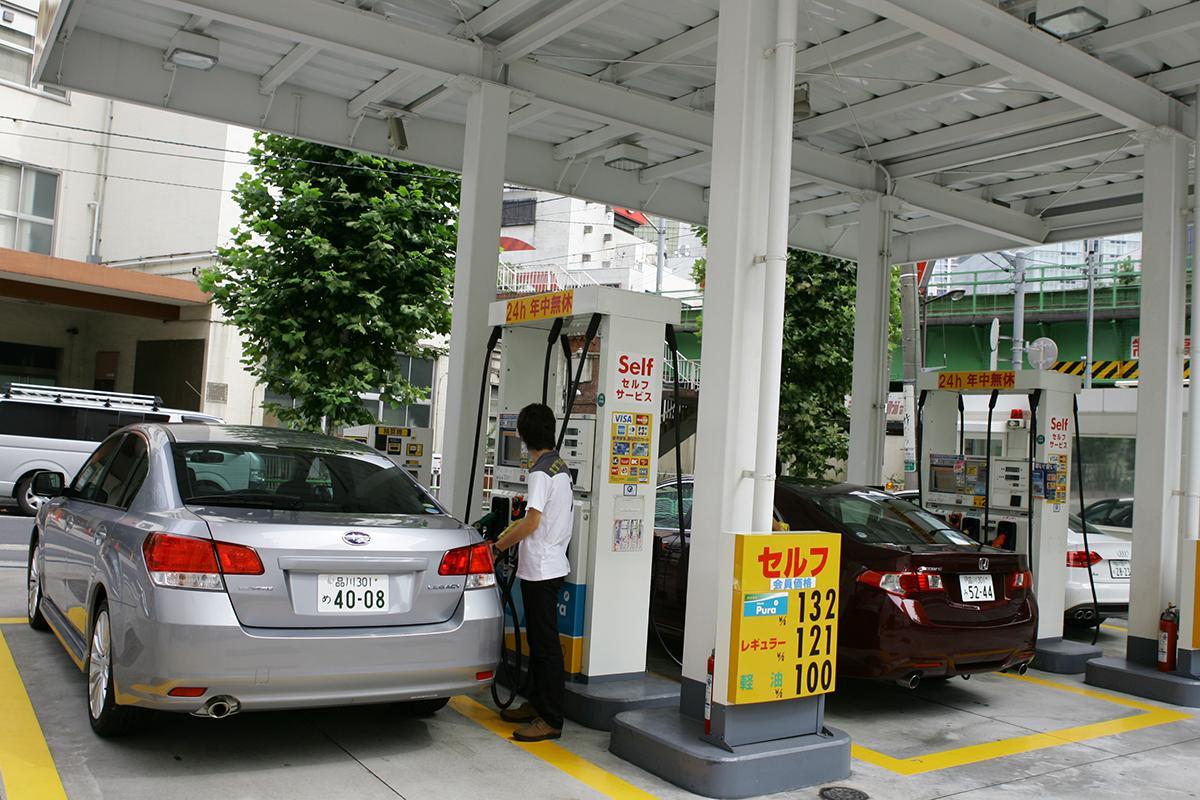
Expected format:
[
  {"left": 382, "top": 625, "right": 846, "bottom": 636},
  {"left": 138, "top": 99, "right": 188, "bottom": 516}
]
[{"left": 1051, "top": 359, "right": 1190, "bottom": 383}]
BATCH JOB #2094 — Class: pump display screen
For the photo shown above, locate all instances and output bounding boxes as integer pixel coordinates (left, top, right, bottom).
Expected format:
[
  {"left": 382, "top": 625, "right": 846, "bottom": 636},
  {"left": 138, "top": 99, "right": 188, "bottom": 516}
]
[
  {"left": 931, "top": 465, "right": 958, "bottom": 493},
  {"left": 500, "top": 430, "right": 526, "bottom": 467}
]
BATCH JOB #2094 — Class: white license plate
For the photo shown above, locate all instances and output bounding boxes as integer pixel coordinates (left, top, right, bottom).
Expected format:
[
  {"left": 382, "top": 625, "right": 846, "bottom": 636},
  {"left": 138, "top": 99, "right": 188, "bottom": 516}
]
[
  {"left": 959, "top": 574, "right": 996, "bottom": 602},
  {"left": 1109, "top": 560, "right": 1131, "bottom": 579},
  {"left": 317, "top": 574, "right": 389, "bottom": 613}
]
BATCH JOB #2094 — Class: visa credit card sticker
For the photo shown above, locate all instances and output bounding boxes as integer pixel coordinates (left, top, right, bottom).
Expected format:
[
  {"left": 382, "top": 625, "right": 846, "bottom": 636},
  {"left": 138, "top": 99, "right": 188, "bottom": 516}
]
[{"left": 743, "top": 593, "right": 788, "bottom": 617}]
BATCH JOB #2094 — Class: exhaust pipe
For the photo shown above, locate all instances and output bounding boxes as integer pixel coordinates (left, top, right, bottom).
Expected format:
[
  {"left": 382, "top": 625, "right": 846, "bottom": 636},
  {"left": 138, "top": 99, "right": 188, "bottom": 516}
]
[
  {"left": 1016, "top": 662, "right": 1029, "bottom": 676},
  {"left": 192, "top": 696, "right": 241, "bottom": 719},
  {"left": 896, "top": 672, "right": 921, "bottom": 690}
]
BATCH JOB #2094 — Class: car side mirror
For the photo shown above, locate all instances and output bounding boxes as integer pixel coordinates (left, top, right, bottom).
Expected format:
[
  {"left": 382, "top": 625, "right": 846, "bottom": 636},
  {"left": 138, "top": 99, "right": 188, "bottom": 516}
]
[{"left": 31, "top": 471, "right": 65, "bottom": 497}]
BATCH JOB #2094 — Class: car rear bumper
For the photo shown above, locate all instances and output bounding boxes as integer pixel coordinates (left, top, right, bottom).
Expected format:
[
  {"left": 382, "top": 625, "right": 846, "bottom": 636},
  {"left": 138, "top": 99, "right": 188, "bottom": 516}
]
[
  {"left": 112, "top": 587, "right": 502, "bottom": 712},
  {"left": 840, "top": 595, "right": 1037, "bottom": 680},
  {"left": 1064, "top": 575, "right": 1129, "bottom": 620}
]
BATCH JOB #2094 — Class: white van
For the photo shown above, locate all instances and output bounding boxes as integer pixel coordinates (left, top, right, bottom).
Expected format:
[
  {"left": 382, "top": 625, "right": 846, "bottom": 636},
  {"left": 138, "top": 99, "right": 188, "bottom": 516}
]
[{"left": 0, "top": 383, "right": 222, "bottom": 514}]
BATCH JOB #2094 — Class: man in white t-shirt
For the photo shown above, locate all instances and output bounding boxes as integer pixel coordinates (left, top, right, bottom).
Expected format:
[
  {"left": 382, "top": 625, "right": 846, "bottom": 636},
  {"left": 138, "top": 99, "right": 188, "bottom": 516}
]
[{"left": 491, "top": 403, "right": 573, "bottom": 741}]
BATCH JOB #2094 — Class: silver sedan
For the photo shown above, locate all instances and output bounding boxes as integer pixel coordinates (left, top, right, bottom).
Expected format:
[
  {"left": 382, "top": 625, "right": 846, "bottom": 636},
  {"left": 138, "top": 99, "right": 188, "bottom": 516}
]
[{"left": 25, "top": 424, "right": 500, "bottom": 736}]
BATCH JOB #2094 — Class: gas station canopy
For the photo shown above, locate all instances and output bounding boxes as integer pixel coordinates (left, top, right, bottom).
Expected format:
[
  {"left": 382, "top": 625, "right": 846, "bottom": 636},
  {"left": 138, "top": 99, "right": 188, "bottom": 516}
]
[{"left": 33, "top": 0, "right": 1200, "bottom": 264}]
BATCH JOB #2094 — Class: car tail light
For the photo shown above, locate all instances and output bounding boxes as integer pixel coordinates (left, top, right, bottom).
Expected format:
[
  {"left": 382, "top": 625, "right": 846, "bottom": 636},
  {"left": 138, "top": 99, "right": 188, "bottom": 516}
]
[
  {"left": 1008, "top": 570, "right": 1033, "bottom": 592},
  {"left": 143, "top": 533, "right": 223, "bottom": 590},
  {"left": 857, "top": 570, "right": 945, "bottom": 597},
  {"left": 1066, "top": 550, "right": 1103, "bottom": 568},
  {"left": 438, "top": 543, "right": 496, "bottom": 589},
  {"left": 143, "top": 533, "right": 265, "bottom": 589},
  {"left": 215, "top": 542, "right": 265, "bottom": 575},
  {"left": 476, "top": 671, "right": 494, "bottom": 681},
  {"left": 168, "top": 687, "right": 208, "bottom": 698}
]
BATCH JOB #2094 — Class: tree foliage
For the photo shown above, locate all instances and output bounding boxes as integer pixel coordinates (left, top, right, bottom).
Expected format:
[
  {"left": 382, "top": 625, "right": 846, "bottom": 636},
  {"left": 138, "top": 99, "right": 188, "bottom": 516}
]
[
  {"left": 693, "top": 245, "right": 896, "bottom": 478},
  {"left": 201, "top": 133, "right": 460, "bottom": 430}
]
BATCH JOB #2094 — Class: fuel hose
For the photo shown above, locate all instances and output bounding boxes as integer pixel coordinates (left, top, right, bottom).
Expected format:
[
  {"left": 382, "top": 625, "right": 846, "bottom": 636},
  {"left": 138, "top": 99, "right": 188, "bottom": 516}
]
[
  {"left": 983, "top": 389, "right": 999, "bottom": 541},
  {"left": 650, "top": 325, "right": 686, "bottom": 668},
  {"left": 1073, "top": 395, "right": 1101, "bottom": 645}
]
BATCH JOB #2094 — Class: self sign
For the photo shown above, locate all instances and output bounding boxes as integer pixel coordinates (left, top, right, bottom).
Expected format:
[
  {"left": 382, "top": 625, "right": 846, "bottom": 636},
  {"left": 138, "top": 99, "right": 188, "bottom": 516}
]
[{"left": 614, "top": 352, "right": 657, "bottom": 406}]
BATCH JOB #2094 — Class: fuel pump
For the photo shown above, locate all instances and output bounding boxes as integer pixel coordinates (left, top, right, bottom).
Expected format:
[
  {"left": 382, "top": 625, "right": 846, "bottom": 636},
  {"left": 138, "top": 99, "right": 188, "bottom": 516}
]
[
  {"left": 471, "top": 286, "right": 683, "bottom": 727},
  {"left": 917, "top": 368, "right": 1099, "bottom": 672}
]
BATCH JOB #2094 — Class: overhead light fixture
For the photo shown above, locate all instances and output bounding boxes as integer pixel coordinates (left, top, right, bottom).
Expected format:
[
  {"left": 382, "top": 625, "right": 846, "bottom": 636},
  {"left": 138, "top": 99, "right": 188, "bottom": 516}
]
[
  {"left": 603, "top": 143, "right": 650, "bottom": 172},
  {"left": 1033, "top": 0, "right": 1107, "bottom": 38},
  {"left": 166, "top": 29, "right": 220, "bottom": 71},
  {"left": 387, "top": 114, "right": 408, "bottom": 151},
  {"left": 794, "top": 83, "right": 814, "bottom": 120}
]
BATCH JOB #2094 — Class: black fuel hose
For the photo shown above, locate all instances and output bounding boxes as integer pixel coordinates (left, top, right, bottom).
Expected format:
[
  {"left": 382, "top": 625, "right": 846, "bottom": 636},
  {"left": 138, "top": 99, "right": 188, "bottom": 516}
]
[
  {"left": 651, "top": 325, "right": 686, "bottom": 668},
  {"left": 958, "top": 394, "right": 966, "bottom": 456},
  {"left": 558, "top": 314, "right": 602, "bottom": 450},
  {"left": 1028, "top": 389, "right": 1042, "bottom": 571},
  {"left": 464, "top": 326, "right": 502, "bottom": 521},
  {"left": 984, "top": 389, "right": 999, "bottom": 541},
  {"left": 542, "top": 318, "right": 565, "bottom": 405},
  {"left": 489, "top": 543, "right": 531, "bottom": 710},
  {"left": 915, "top": 389, "right": 928, "bottom": 502},
  {"left": 1073, "top": 395, "right": 1101, "bottom": 645}
]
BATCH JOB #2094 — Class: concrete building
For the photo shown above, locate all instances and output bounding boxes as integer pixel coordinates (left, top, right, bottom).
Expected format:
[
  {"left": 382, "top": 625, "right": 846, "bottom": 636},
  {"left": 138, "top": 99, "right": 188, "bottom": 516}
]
[
  {"left": 497, "top": 188, "right": 702, "bottom": 295},
  {"left": 0, "top": 0, "right": 260, "bottom": 421}
]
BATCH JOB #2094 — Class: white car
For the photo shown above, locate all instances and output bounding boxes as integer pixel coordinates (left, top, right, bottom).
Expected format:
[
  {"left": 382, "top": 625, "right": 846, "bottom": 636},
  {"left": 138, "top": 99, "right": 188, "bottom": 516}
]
[
  {"left": 1, "top": 383, "right": 221, "bottom": 515},
  {"left": 891, "top": 490, "right": 1130, "bottom": 627},
  {"left": 1064, "top": 520, "right": 1130, "bottom": 627}
]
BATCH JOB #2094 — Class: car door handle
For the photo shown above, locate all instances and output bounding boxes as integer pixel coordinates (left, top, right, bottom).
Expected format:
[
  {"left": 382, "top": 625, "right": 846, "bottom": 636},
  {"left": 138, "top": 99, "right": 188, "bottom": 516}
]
[{"left": 94, "top": 526, "right": 108, "bottom": 544}]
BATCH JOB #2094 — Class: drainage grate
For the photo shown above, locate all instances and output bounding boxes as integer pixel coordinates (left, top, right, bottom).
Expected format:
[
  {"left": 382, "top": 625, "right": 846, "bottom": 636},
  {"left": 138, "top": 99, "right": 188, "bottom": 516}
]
[{"left": 819, "top": 788, "right": 870, "bottom": 800}]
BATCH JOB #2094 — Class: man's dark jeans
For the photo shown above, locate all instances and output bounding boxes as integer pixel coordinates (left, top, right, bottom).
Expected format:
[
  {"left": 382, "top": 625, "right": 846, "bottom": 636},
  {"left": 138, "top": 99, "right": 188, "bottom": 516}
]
[{"left": 521, "top": 576, "right": 564, "bottom": 730}]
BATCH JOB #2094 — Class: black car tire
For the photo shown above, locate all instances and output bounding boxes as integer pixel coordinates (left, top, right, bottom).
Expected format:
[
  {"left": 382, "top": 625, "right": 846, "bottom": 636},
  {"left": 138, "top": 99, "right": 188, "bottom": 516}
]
[
  {"left": 398, "top": 697, "right": 450, "bottom": 716},
  {"left": 27, "top": 537, "right": 49, "bottom": 632},
  {"left": 15, "top": 475, "right": 41, "bottom": 516},
  {"left": 87, "top": 602, "right": 140, "bottom": 737}
]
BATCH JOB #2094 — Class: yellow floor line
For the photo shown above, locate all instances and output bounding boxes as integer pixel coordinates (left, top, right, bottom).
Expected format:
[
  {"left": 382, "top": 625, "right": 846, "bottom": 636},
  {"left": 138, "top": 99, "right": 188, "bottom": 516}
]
[
  {"left": 852, "top": 672, "right": 1190, "bottom": 776},
  {"left": 0, "top": 618, "right": 28, "bottom": 625},
  {"left": 1101, "top": 623, "right": 1128, "bottom": 633},
  {"left": 449, "top": 696, "right": 658, "bottom": 800},
  {"left": 0, "top": 629, "right": 68, "bottom": 800}
]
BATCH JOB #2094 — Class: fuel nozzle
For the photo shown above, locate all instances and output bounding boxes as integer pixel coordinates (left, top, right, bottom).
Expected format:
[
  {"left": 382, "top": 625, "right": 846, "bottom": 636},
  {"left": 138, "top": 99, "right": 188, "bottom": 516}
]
[
  {"left": 473, "top": 510, "right": 506, "bottom": 542},
  {"left": 511, "top": 496, "right": 527, "bottom": 520}
]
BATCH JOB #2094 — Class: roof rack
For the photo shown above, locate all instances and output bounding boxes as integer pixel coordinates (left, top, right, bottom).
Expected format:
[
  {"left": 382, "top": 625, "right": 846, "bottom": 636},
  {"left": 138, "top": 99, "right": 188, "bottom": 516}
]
[{"left": 2, "top": 383, "right": 164, "bottom": 410}]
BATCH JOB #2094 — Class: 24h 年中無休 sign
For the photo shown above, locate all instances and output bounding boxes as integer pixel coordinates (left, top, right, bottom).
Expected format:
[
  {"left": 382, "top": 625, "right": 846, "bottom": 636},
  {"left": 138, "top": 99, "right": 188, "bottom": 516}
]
[{"left": 728, "top": 532, "right": 842, "bottom": 704}]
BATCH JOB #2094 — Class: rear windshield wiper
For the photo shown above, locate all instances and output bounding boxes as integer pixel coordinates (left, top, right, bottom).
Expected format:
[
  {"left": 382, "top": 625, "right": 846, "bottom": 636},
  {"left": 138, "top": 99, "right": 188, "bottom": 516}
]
[{"left": 185, "top": 492, "right": 302, "bottom": 510}]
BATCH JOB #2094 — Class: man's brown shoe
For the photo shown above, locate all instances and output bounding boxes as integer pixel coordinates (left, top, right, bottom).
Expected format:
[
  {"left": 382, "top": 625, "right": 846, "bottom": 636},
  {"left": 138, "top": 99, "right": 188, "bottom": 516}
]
[
  {"left": 500, "top": 702, "right": 538, "bottom": 723},
  {"left": 512, "top": 718, "right": 562, "bottom": 742}
]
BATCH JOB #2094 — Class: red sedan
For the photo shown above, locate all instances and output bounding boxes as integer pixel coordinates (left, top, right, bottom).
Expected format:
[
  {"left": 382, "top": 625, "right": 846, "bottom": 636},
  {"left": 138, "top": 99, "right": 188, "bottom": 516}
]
[{"left": 651, "top": 478, "right": 1037, "bottom": 684}]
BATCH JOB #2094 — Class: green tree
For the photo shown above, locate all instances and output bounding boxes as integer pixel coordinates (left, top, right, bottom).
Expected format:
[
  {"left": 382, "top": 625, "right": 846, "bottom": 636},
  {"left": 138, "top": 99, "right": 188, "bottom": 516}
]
[
  {"left": 693, "top": 246, "right": 895, "bottom": 477},
  {"left": 201, "top": 133, "right": 460, "bottom": 431}
]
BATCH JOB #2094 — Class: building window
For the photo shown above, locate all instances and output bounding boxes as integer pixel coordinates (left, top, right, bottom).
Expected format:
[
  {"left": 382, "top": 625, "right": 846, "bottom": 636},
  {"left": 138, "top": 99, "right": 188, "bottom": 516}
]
[
  {"left": 501, "top": 198, "right": 536, "bottom": 226},
  {"left": 601, "top": 261, "right": 611, "bottom": 269},
  {"left": 583, "top": 225, "right": 593, "bottom": 234},
  {"left": 0, "top": 161, "right": 58, "bottom": 254},
  {"left": 0, "top": 7, "right": 66, "bottom": 96},
  {"left": 379, "top": 355, "right": 435, "bottom": 428},
  {"left": 603, "top": 233, "right": 613, "bottom": 243},
  {"left": 581, "top": 254, "right": 591, "bottom": 263}
]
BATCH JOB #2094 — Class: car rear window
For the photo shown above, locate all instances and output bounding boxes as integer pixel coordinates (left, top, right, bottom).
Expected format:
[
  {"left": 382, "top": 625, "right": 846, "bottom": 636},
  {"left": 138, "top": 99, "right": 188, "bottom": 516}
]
[
  {"left": 808, "top": 490, "right": 977, "bottom": 547},
  {"left": 171, "top": 443, "right": 440, "bottom": 514}
]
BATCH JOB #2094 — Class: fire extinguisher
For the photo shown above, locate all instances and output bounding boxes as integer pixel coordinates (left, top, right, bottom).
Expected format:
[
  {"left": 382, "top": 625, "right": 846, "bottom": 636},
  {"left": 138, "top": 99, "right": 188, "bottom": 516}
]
[
  {"left": 1159, "top": 604, "right": 1179, "bottom": 673},
  {"left": 704, "top": 649, "right": 715, "bottom": 736}
]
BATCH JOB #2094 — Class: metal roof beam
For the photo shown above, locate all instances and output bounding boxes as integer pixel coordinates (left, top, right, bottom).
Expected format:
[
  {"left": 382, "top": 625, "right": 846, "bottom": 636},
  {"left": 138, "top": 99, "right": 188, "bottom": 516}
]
[
  {"left": 347, "top": 68, "right": 421, "bottom": 118},
  {"left": 887, "top": 117, "right": 1124, "bottom": 178},
  {"left": 840, "top": 0, "right": 1192, "bottom": 136},
  {"left": 889, "top": 178, "right": 1047, "bottom": 244},
  {"left": 638, "top": 151, "right": 712, "bottom": 184},
  {"left": 259, "top": 42, "right": 321, "bottom": 95},
  {"left": 944, "top": 132, "right": 1139, "bottom": 186},
  {"left": 452, "top": 0, "right": 544, "bottom": 39},
  {"left": 793, "top": 65, "right": 1008, "bottom": 138},
  {"left": 969, "top": 156, "right": 1144, "bottom": 199},
  {"left": 609, "top": 18, "right": 718, "bottom": 83},
  {"left": 495, "top": 0, "right": 627, "bottom": 64},
  {"left": 507, "top": 102, "right": 555, "bottom": 131},
  {"left": 1025, "top": 178, "right": 1144, "bottom": 215}
]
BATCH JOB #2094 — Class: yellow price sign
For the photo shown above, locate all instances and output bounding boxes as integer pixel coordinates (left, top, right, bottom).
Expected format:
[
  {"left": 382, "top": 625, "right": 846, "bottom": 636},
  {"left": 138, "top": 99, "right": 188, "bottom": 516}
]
[
  {"left": 729, "top": 532, "right": 842, "bottom": 704},
  {"left": 505, "top": 289, "right": 575, "bottom": 324},
  {"left": 973, "top": 494, "right": 986, "bottom": 508}
]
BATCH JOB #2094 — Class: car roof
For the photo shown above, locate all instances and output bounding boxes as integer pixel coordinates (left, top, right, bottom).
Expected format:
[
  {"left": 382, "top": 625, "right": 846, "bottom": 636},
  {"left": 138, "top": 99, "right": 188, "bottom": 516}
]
[{"left": 152, "top": 423, "right": 379, "bottom": 455}]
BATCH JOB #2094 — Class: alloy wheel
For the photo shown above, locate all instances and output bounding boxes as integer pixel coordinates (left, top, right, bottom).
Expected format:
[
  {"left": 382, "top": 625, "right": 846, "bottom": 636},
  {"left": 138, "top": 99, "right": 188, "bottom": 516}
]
[
  {"left": 26, "top": 552, "right": 40, "bottom": 620},
  {"left": 88, "top": 611, "right": 112, "bottom": 721}
]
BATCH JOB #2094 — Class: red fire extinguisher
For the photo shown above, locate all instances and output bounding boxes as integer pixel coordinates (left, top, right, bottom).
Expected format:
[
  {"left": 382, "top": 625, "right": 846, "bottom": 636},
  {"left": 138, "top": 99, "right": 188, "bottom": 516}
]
[
  {"left": 704, "top": 649, "right": 715, "bottom": 736},
  {"left": 1159, "top": 604, "right": 1179, "bottom": 673}
]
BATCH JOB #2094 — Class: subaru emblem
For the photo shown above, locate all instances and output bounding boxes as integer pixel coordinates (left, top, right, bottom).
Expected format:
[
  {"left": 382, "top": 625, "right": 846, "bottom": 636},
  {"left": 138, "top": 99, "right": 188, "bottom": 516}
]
[
  {"left": 343, "top": 531, "right": 371, "bottom": 546},
  {"left": 979, "top": 557, "right": 990, "bottom": 571}
]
